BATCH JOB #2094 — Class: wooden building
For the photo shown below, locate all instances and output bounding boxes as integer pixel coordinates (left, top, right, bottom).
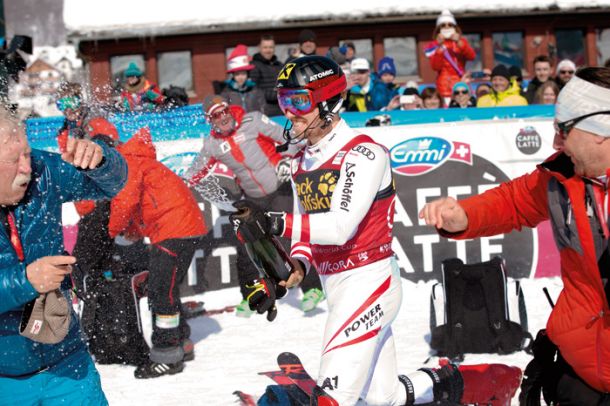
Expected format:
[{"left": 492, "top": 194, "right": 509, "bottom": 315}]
[{"left": 65, "top": 1, "right": 610, "bottom": 104}]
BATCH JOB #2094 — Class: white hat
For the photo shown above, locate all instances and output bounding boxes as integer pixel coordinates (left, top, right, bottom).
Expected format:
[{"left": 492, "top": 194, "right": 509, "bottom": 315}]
[
  {"left": 350, "top": 58, "right": 370, "bottom": 73},
  {"left": 556, "top": 59, "right": 576, "bottom": 74},
  {"left": 436, "top": 9, "right": 457, "bottom": 27}
]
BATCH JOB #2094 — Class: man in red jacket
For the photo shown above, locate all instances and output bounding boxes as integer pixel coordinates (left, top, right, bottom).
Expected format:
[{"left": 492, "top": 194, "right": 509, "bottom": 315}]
[
  {"left": 420, "top": 67, "right": 610, "bottom": 404},
  {"left": 108, "top": 127, "right": 207, "bottom": 379}
]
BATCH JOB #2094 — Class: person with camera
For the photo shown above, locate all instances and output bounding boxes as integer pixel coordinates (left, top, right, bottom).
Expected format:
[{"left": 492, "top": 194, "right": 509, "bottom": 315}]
[
  {"left": 0, "top": 109, "right": 127, "bottom": 405},
  {"left": 425, "top": 9, "right": 476, "bottom": 105},
  {"left": 231, "top": 55, "right": 521, "bottom": 406},
  {"left": 420, "top": 67, "right": 610, "bottom": 405}
]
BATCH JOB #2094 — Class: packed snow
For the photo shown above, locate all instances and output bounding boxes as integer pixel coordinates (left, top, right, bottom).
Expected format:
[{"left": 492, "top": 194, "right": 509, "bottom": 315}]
[{"left": 98, "top": 276, "right": 562, "bottom": 405}]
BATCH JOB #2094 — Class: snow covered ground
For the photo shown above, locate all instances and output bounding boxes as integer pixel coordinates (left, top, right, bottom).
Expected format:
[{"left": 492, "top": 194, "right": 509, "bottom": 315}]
[{"left": 97, "top": 276, "right": 563, "bottom": 405}]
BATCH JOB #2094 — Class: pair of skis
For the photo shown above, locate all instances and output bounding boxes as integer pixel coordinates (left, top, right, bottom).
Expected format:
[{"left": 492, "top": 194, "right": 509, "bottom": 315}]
[{"left": 235, "top": 352, "right": 337, "bottom": 406}]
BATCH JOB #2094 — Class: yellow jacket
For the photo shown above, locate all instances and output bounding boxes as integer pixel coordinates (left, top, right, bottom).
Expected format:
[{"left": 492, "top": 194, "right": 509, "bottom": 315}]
[{"left": 477, "top": 81, "right": 528, "bottom": 107}]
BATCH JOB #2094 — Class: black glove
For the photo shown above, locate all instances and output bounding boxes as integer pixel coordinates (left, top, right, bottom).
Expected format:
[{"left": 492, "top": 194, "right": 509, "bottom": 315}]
[
  {"left": 229, "top": 200, "right": 284, "bottom": 243},
  {"left": 244, "top": 278, "right": 287, "bottom": 322}
]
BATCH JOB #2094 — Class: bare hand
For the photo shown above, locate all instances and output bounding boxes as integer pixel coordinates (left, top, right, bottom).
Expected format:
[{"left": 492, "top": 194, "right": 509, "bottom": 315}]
[
  {"left": 418, "top": 197, "right": 468, "bottom": 232},
  {"left": 386, "top": 95, "right": 401, "bottom": 111},
  {"left": 26, "top": 255, "right": 75, "bottom": 294},
  {"left": 62, "top": 137, "right": 104, "bottom": 169},
  {"left": 279, "top": 258, "right": 305, "bottom": 289}
]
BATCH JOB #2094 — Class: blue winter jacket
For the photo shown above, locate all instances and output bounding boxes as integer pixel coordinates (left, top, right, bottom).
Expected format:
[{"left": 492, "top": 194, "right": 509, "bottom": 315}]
[{"left": 0, "top": 142, "right": 127, "bottom": 377}]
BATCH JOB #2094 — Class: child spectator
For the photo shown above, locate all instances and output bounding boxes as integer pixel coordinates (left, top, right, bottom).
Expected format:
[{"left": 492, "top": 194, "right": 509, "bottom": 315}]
[
  {"left": 477, "top": 65, "right": 528, "bottom": 107},
  {"left": 425, "top": 9, "right": 476, "bottom": 104},
  {"left": 533, "top": 80, "right": 560, "bottom": 105},
  {"left": 555, "top": 59, "right": 576, "bottom": 90},
  {"left": 448, "top": 82, "right": 476, "bottom": 108},
  {"left": 220, "top": 44, "right": 266, "bottom": 113},
  {"left": 524, "top": 55, "right": 553, "bottom": 103},
  {"left": 421, "top": 86, "right": 443, "bottom": 109},
  {"left": 375, "top": 56, "right": 400, "bottom": 107},
  {"left": 120, "top": 62, "right": 165, "bottom": 112}
]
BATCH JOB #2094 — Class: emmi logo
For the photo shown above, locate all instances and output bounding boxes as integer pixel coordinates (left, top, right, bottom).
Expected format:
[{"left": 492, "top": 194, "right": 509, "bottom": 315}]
[{"left": 389, "top": 137, "right": 451, "bottom": 176}]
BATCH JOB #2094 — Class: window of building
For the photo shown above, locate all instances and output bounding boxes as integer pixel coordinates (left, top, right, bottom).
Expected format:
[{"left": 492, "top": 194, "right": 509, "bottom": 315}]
[
  {"left": 492, "top": 31, "right": 524, "bottom": 68},
  {"left": 158, "top": 51, "right": 193, "bottom": 91},
  {"left": 382, "top": 37, "right": 418, "bottom": 77},
  {"left": 463, "top": 33, "right": 482, "bottom": 71},
  {"left": 597, "top": 28, "right": 610, "bottom": 66},
  {"left": 110, "top": 54, "right": 145, "bottom": 90},
  {"left": 555, "top": 29, "right": 585, "bottom": 66},
  {"left": 340, "top": 38, "right": 374, "bottom": 68}
]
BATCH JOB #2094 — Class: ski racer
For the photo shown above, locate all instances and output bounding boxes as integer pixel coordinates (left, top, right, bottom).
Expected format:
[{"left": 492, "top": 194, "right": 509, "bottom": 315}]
[
  {"left": 185, "top": 95, "right": 325, "bottom": 315},
  {"left": 231, "top": 55, "right": 522, "bottom": 405}
]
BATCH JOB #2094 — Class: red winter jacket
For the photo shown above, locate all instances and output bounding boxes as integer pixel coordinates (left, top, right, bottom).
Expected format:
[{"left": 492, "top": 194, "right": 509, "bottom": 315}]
[
  {"left": 446, "top": 152, "right": 610, "bottom": 392},
  {"left": 427, "top": 38, "right": 476, "bottom": 99},
  {"left": 109, "top": 128, "right": 207, "bottom": 244}
]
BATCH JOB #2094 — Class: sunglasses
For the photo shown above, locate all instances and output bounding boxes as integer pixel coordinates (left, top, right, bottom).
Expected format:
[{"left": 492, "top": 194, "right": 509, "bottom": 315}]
[
  {"left": 56, "top": 96, "right": 81, "bottom": 112},
  {"left": 278, "top": 89, "right": 316, "bottom": 116},
  {"left": 554, "top": 110, "right": 610, "bottom": 139},
  {"left": 559, "top": 70, "right": 575, "bottom": 75},
  {"left": 440, "top": 23, "right": 455, "bottom": 28},
  {"left": 209, "top": 108, "right": 230, "bottom": 121},
  {"left": 453, "top": 89, "right": 469, "bottom": 95}
]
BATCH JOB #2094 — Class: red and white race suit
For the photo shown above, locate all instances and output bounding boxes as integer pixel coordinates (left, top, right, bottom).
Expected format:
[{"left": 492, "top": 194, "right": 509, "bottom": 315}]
[{"left": 282, "top": 119, "right": 406, "bottom": 405}]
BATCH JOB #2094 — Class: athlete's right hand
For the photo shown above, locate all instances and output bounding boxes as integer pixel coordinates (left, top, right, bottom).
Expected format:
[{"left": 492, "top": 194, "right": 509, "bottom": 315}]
[
  {"left": 26, "top": 255, "right": 75, "bottom": 294},
  {"left": 244, "top": 278, "right": 286, "bottom": 322},
  {"left": 418, "top": 197, "right": 468, "bottom": 233}
]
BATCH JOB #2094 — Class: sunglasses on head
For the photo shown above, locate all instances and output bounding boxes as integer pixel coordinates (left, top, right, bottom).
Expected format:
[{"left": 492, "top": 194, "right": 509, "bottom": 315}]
[
  {"left": 56, "top": 96, "right": 81, "bottom": 112},
  {"left": 560, "top": 70, "right": 575, "bottom": 75},
  {"left": 277, "top": 89, "right": 316, "bottom": 116},
  {"left": 453, "top": 89, "right": 469, "bottom": 95},
  {"left": 554, "top": 110, "right": 610, "bottom": 139}
]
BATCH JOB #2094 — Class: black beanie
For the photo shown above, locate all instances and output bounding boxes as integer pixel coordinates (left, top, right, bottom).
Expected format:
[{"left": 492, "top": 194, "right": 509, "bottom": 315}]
[
  {"left": 298, "top": 29, "right": 317, "bottom": 44},
  {"left": 491, "top": 65, "right": 511, "bottom": 81}
]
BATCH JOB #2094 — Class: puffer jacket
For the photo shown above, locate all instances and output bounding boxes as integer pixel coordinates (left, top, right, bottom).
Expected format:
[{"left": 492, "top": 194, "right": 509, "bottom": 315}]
[
  {"left": 185, "top": 105, "right": 300, "bottom": 199},
  {"left": 250, "top": 53, "right": 284, "bottom": 117},
  {"left": 426, "top": 37, "right": 476, "bottom": 99},
  {"left": 108, "top": 128, "right": 207, "bottom": 244},
  {"left": 448, "top": 152, "right": 610, "bottom": 392},
  {"left": 0, "top": 143, "right": 127, "bottom": 377}
]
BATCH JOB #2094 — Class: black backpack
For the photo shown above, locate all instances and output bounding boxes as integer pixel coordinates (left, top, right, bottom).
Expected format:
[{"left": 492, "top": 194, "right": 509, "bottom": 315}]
[{"left": 429, "top": 257, "right": 532, "bottom": 359}]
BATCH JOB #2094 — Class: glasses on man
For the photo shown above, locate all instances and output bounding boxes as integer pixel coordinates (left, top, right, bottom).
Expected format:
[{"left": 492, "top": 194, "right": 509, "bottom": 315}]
[
  {"left": 554, "top": 110, "right": 610, "bottom": 139},
  {"left": 209, "top": 108, "right": 230, "bottom": 121},
  {"left": 559, "top": 70, "right": 575, "bottom": 75},
  {"left": 56, "top": 96, "right": 82, "bottom": 112},
  {"left": 453, "top": 89, "right": 469, "bottom": 96}
]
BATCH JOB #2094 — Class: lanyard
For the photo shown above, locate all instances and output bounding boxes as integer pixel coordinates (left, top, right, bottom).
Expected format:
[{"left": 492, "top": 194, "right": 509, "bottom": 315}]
[
  {"left": 3, "top": 209, "right": 25, "bottom": 262},
  {"left": 592, "top": 183, "right": 610, "bottom": 239}
]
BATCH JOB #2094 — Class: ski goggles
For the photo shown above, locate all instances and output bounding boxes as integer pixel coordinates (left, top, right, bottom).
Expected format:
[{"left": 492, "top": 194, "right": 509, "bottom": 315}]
[
  {"left": 56, "top": 96, "right": 82, "bottom": 112},
  {"left": 277, "top": 89, "right": 316, "bottom": 116}
]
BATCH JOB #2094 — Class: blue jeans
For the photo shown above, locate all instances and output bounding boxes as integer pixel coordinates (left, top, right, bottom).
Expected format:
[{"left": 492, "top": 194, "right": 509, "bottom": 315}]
[{"left": 0, "top": 348, "right": 107, "bottom": 406}]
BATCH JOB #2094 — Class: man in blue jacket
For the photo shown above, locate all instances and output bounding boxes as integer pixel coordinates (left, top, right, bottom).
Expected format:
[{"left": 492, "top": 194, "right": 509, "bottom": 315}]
[{"left": 0, "top": 110, "right": 127, "bottom": 405}]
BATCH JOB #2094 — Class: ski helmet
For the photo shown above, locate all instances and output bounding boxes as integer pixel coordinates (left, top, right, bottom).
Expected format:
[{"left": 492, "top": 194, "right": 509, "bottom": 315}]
[{"left": 276, "top": 55, "right": 346, "bottom": 118}]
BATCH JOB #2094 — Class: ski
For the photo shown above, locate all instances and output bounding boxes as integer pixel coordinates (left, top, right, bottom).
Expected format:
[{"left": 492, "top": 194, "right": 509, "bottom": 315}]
[
  {"left": 258, "top": 369, "right": 310, "bottom": 405},
  {"left": 277, "top": 352, "right": 317, "bottom": 396},
  {"left": 232, "top": 390, "right": 257, "bottom": 406},
  {"left": 277, "top": 352, "right": 338, "bottom": 406},
  {"left": 181, "top": 301, "right": 236, "bottom": 318}
]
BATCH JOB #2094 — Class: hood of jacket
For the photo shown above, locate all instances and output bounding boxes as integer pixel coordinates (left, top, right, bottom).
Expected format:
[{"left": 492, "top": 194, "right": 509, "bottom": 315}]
[{"left": 118, "top": 127, "right": 157, "bottom": 160}]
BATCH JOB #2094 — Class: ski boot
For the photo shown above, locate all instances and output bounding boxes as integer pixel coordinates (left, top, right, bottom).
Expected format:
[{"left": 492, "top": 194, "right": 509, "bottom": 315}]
[{"left": 301, "top": 288, "right": 325, "bottom": 312}]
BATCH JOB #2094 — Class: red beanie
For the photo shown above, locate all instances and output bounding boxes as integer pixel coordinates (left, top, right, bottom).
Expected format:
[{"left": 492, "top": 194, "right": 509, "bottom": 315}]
[{"left": 227, "top": 44, "right": 255, "bottom": 73}]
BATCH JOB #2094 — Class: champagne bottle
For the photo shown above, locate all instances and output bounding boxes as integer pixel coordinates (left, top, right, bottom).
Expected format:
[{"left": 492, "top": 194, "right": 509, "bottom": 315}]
[{"left": 244, "top": 234, "right": 293, "bottom": 283}]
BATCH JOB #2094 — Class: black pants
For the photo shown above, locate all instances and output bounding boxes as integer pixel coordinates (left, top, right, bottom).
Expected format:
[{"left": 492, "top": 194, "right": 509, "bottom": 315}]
[
  {"left": 555, "top": 356, "right": 610, "bottom": 406},
  {"left": 148, "top": 236, "right": 201, "bottom": 349},
  {"left": 237, "top": 182, "right": 323, "bottom": 298}
]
